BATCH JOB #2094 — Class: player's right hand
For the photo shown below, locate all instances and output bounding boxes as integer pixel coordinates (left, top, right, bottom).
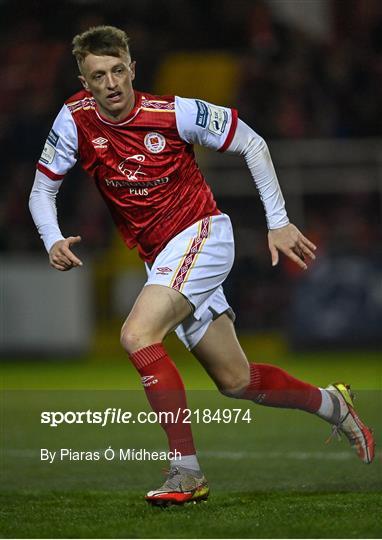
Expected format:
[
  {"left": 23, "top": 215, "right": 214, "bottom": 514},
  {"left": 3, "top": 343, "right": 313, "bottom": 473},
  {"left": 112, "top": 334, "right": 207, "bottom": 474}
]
[{"left": 49, "top": 236, "right": 83, "bottom": 271}]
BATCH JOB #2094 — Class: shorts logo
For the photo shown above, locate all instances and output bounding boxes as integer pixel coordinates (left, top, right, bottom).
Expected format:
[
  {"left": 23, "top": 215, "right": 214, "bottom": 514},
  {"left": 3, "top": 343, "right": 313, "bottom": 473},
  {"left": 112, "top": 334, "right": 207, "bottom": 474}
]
[
  {"left": 141, "top": 375, "right": 159, "bottom": 387},
  {"left": 92, "top": 137, "right": 108, "bottom": 149},
  {"left": 156, "top": 266, "right": 173, "bottom": 275},
  {"left": 144, "top": 132, "right": 166, "bottom": 153},
  {"left": 196, "top": 100, "right": 208, "bottom": 128},
  {"left": 40, "top": 129, "right": 59, "bottom": 165}
]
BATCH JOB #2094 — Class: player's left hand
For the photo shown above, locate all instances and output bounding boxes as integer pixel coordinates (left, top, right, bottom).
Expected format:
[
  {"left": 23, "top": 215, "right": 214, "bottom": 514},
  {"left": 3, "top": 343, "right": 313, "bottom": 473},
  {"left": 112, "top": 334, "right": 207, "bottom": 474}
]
[{"left": 268, "top": 223, "right": 316, "bottom": 270}]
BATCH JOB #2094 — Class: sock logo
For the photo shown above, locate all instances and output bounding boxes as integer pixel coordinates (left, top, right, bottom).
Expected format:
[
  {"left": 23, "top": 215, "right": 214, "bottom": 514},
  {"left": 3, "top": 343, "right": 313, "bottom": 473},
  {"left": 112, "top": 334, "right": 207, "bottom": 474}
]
[{"left": 141, "top": 375, "right": 159, "bottom": 387}]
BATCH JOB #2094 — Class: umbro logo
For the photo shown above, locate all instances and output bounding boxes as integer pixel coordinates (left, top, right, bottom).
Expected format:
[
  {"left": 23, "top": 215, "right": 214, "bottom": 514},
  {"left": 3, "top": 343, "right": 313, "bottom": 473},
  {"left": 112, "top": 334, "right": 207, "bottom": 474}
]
[
  {"left": 141, "top": 375, "right": 159, "bottom": 387},
  {"left": 92, "top": 137, "right": 108, "bottom": 149},
  {"left": 255, "top": 393, "right": 266, "bottom": 404},
  {"left": 156, "top": 266, "right": 172, "bottom": 275}
]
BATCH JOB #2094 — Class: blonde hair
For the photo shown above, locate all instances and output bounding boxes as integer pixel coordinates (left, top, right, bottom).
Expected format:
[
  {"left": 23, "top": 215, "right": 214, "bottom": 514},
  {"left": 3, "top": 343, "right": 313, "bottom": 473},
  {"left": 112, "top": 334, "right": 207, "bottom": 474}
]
[{"left": 72, "top": 25, "right": 130, "bottom": 68}]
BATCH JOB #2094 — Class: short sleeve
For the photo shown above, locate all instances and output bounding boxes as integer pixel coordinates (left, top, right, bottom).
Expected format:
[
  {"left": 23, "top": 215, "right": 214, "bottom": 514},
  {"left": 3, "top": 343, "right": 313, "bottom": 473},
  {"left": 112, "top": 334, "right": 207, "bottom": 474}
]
[
  {"left": 175, "top": 96, "right": 238, "bottom": 152},
  {"left": 36, "top": 105, "right": 78, "bottom": 180}
]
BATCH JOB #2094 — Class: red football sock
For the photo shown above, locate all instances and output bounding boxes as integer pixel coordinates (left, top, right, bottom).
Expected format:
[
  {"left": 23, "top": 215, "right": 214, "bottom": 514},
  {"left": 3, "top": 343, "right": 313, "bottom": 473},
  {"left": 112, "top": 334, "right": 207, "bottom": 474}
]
[
  {"left": 129, "top": 343, "right": 196, "bottom": 456},
  {"left": 242, "top": 363, "right": 322, "bottom": 413}
]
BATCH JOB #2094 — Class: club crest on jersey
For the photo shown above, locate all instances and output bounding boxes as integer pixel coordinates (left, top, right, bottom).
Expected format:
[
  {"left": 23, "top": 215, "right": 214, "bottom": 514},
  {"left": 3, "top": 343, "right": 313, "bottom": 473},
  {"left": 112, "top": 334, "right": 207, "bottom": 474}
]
[
  {"left": 144, "top": 132, "right": 166, "bottom": 153},
  {"left": 92, "top": 137, "right": 108, "bottom": 149}
]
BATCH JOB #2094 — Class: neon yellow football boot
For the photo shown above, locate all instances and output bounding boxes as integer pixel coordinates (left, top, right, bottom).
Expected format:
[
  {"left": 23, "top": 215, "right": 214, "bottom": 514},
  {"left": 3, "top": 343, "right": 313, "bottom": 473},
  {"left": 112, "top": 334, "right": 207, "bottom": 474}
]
[
  {"left": 145, "top": 466, "right": 209, "bottom": 507},
  {"left": 325, "top": 383, "right": 375, "bottom": 464}
]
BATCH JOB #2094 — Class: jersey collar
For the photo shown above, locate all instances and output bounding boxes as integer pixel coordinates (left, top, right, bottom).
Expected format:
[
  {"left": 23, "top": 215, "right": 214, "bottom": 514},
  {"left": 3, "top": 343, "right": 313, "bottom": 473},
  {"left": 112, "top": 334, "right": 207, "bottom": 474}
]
[{"left": 95, "top": 90, "right": 142, "bottom": 126}]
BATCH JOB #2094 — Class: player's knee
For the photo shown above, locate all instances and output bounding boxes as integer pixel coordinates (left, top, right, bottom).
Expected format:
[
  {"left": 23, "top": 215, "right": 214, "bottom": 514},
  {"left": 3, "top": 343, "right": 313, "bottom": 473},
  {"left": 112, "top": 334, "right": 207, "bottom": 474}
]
[
  {"left": 120, "top": 321, "right": 163, "bottom": 354},
  {"left": 120, "top": 320, "right": 162, "bottom": 354},
  {"left": 219, "top": 386, "right": 246, "bottom": 399},
  {"left": 217, "top": 375, "right": 249, "bottom": 399},
  {"left": 120, "top": 323, "right": 144, "bottom": 354}
]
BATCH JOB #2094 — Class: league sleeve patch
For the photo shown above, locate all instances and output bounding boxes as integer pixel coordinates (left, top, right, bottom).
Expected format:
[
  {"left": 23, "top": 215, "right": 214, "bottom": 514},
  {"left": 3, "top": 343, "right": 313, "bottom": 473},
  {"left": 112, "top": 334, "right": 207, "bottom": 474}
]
[
  {"left": 47, "top": 129, "right": 59, "bottom": 147},
  {"left": 40, "top": 129, "right": 59, "bottom": 165},
  {"left": 195, "top": 100, "right": 208, "bottom": 128},
  {"left": 40, "top": 142, "right": 56, "bottom": 165},
  {"left": 207, "top": 105, "right": 228, "bottom": 135}
]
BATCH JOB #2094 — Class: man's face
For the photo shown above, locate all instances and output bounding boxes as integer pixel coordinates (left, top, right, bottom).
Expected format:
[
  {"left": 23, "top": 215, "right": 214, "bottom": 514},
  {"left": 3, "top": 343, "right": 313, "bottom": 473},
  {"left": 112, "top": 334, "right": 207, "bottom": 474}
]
[{"left": 79, "top": 51, "right": 136, "bottom": 121}]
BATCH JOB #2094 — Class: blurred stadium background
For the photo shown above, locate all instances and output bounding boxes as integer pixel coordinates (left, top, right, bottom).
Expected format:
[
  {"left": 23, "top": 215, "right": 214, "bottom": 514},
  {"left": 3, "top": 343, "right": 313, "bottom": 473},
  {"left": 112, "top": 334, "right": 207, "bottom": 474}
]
[
  {"left": 1, "top": 2, "right": 381, "bottom": 537},
  {"left": 1, "top": 0, "right": 382, "bottom": 359}
]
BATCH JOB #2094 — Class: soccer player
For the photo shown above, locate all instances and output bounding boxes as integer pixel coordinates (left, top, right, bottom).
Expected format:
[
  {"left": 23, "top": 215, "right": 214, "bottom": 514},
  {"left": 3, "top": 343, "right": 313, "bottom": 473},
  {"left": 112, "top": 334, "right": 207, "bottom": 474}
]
[{"left": 29, "top": 26, "right": 374, "bottom": 506}]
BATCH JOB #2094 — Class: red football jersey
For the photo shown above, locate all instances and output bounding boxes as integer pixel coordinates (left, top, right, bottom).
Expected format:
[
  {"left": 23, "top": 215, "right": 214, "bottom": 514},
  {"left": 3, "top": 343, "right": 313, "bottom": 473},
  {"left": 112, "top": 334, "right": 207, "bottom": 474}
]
[{"left": 37, "top": 90, "right": 238, "bottom": 262}]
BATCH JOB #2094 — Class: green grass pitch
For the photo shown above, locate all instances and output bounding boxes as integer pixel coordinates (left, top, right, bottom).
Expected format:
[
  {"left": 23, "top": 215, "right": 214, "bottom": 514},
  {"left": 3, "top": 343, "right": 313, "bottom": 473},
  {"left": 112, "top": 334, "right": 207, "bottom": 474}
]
[{"left": 1, "top": 348, "right": 381, "bottom": 538}]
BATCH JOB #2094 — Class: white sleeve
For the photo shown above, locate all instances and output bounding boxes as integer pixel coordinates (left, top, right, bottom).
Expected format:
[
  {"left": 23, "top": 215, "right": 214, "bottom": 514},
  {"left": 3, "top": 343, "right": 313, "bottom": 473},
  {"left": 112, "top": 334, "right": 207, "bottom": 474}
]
[
  {"left": 29, "top": 169, "right": 65, "bottom": 252},
  {"left": 175, "top": 96, "right": 238, "bottom": 151},
  {"left": 37, "top": 104, "right": 78, "bottom": 179},
  {"left": 226, "top": 119, "right": 289, "bottom": 230}
]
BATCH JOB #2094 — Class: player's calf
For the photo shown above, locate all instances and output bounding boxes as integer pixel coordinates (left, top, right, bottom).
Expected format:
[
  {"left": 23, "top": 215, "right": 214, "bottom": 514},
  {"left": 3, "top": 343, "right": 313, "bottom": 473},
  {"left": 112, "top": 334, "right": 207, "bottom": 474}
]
[{"left": 220, "top": 364, "right": 375, "bottom": 464}]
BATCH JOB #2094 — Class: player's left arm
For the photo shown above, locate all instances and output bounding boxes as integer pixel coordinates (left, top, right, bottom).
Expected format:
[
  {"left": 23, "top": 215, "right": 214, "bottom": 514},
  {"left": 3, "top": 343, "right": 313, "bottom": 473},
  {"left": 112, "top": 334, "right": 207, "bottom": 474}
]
[
  {"left": 226, "top": 119, "right": 316, "bottom": 270},
  {"left": 175, "top": 97, "right": 316, "bottom": 270}
]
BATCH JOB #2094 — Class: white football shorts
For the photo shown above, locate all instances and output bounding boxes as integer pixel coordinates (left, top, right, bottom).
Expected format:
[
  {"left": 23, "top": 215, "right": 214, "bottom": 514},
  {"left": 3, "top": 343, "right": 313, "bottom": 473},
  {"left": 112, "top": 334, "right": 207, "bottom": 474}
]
[{"left": 145, "top": 213, "right": 235, "bottom": 350}]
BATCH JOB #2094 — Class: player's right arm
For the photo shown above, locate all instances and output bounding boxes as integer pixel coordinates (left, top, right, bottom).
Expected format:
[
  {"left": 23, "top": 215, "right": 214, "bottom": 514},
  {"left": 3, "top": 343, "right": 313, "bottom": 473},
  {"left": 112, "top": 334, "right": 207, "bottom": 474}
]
[{"left": 29, "top": 105, "right": 83, "bottom": 271}]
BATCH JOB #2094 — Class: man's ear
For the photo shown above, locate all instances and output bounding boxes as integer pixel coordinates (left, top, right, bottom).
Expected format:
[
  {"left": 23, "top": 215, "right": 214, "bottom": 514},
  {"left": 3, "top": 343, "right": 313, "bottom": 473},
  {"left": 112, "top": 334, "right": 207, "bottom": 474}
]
[
  {"left": 129, "top": 61, "right": 136, "bottom": 81},
  {"left": 78, "top": 75, "right": 89, "bottom": 90}
]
